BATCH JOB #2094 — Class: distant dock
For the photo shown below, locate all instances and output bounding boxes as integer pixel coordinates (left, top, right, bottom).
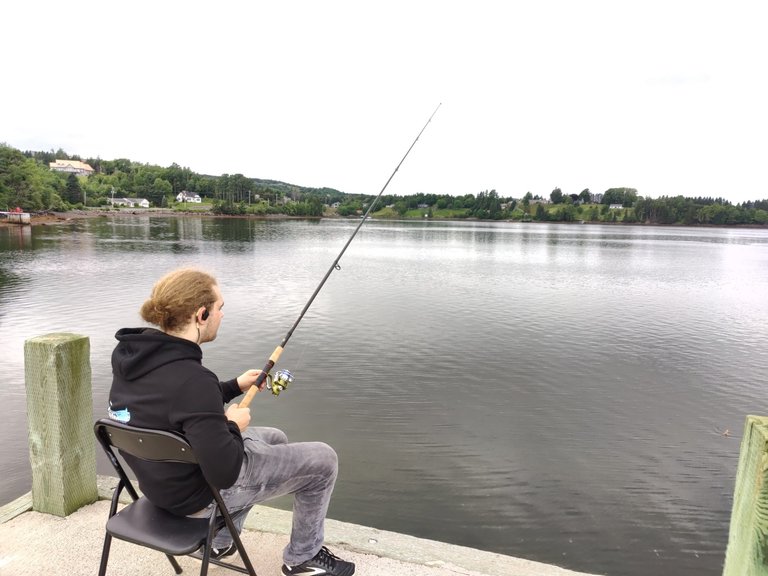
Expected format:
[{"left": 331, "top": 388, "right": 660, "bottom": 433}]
[{"left": 0, "top": 211, "right": 31, "bottom": 224}]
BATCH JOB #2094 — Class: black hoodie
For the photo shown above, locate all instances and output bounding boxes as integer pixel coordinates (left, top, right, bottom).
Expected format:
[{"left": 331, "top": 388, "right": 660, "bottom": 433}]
[{"left": 109, "top": 327, "right": 244, "bottom": 515}]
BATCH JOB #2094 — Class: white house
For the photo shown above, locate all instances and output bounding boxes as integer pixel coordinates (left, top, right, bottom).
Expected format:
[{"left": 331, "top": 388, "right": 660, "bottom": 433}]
[
  {"left": 49, "top": 159, "right": 94, "bottom": 176},
  {"left": 609, "top": 204, "right": 624, "bottom": 210},
  {"left": 109, "top": 197, "right": 150, "bottom": 208},
  {"left": 176, "top": 191, "right": 202, "bottom": 203}
]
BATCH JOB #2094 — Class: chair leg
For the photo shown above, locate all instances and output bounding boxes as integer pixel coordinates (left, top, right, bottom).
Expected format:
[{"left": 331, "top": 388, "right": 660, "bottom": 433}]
[
  {"left": 165, "top": 553, "right": 184, "bottom": 574},
  {"left": 98, "top": 533, "right": 112, "bottom": 576},
  {"left": 217, "top": 505, "right": 257, "bottom": 576},
  {"left": 230, "top": 529, "right": 258, "bottom": 576},
  {"left": 198, "top": 513, "right": 219, "bottom": 576}
]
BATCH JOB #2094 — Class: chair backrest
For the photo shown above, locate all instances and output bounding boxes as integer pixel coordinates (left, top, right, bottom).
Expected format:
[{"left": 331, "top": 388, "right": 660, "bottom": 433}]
[{"left": 94, "top": 418, "right": 199, "bottom": 465}]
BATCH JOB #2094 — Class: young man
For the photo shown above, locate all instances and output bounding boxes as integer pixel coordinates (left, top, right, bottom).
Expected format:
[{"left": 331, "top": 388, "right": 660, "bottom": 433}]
[{"left": 108, "top": 267, "right": 355, "bottom": 576}]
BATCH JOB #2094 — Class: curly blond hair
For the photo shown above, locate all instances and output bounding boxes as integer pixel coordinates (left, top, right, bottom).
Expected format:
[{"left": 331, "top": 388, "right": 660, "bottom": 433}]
[{"left": 140, "top": 268, "right": 218, "bottom": 332}]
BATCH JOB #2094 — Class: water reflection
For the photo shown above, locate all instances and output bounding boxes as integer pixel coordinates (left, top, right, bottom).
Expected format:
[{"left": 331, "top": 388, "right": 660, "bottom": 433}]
[
  {"left": 0, "top": 225, "right": 32, "bottom": 251},
  {"left": 0, "top": 218, "right": 767, "bottom": 576}
]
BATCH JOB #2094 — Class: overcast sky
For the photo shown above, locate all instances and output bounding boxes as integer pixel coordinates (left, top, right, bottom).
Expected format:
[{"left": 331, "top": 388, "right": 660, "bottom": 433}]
[{"left": 3, "top": 1, "right": 767, "bottom": 203}]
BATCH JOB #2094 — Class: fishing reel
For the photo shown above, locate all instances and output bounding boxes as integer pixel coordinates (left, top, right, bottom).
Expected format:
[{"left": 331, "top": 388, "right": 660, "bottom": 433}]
[{"left": 264, "top": 369, "right": 294, "bottom": 396}]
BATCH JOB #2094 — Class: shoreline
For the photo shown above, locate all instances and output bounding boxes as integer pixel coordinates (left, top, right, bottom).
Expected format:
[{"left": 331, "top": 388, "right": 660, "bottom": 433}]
[
  {"left": 0, "top": 209, "right": 324, "bottom": 227},
  {"left": 2, "top": 208, "right": 766, "bottom": 230}
]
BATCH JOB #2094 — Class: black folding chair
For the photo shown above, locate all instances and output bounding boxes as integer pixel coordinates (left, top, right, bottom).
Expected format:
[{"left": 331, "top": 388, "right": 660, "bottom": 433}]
[{"left": 94, "top": 418, "right": 257, "bottom": 576}]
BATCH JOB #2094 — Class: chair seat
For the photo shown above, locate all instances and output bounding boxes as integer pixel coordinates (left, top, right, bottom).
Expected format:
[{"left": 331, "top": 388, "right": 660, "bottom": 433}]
[{"left": 107, "top": 497, "right": 210, "bottom": 556}]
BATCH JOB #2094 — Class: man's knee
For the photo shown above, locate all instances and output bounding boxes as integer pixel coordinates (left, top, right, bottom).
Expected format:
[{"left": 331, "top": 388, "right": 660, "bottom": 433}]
[
  {"left": 310, "top": 442, "right": 338, "bottom": 476},
  {"left": 268, "top": 427, "right": 289, "bottom": 445}
]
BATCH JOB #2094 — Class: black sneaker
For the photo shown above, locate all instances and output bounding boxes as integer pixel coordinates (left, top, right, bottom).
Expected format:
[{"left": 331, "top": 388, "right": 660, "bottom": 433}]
[
  {"left": 282, "top": 546, "right": 355, "bottom": 576},
  {"left": 210, "top": 543, "right": 238, "bottom": 559}
]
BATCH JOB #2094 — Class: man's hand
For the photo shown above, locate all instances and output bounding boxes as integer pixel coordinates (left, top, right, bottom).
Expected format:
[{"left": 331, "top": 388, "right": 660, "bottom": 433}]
[
  {"left": 225, "top": 403, "right": 251, "bottom": 432},
  {"left": 236, "top": 369, "right": 262, "bottom": 393}
]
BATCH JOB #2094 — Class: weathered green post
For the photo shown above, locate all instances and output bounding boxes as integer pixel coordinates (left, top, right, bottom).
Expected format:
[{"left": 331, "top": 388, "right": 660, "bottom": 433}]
[
  {"left": 24, "top": 333, "right": 98, "bottom": 516},
  {"left": 722, "top": 415, "right": 768, "bottom": 576}
]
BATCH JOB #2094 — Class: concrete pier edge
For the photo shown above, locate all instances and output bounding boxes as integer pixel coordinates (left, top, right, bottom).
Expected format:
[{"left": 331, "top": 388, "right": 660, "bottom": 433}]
[{"left": 0, "top": 475, "right": 600, "bottom": 576}]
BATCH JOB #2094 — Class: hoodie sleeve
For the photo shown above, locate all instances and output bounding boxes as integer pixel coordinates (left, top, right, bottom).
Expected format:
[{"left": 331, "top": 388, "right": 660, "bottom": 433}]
[
  {"left": 170, "top": 372, "right": 244, "bottom": 489},
  {"left": 220, "top": 378, "right": 242, "bottom": 404}
]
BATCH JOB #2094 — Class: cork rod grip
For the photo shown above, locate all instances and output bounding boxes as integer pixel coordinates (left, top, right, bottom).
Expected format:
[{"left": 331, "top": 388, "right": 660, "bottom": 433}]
[{"left": 238, "top": 346, "right": 284, "bottom": 408}]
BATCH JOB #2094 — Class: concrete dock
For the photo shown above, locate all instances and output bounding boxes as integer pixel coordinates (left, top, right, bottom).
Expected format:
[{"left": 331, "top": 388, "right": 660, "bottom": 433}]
[
  {"left": 0, "top": 211, "right": 31, "bottom": 224},
  {"left": 0, "top": 476, "right": 602, "bottom": 576}
]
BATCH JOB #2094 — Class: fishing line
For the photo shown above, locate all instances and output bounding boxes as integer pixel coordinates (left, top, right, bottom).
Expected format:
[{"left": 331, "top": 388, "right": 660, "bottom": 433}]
[{"left": 239, "top": 103, "right": 442, "bottom": 406}]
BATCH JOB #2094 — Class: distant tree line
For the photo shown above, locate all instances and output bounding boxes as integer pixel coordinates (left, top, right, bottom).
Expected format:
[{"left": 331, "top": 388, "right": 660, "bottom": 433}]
[
  {"left": 538, "top": 186, "right": 768, "bottom": 225},
  {"left": 0, "top": 144, "right": 334, "bottom": 216},
  {"left": 1, "top": 143, "right": 766, "bottom": 226}
]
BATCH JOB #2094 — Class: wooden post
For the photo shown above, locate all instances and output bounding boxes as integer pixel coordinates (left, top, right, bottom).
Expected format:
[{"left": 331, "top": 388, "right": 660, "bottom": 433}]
[
  {"left": 723, "top": 415, "right": 768, "bottom": 576},
  {"left": 24, "top": 333, "right": 98, "bottom": 516}
]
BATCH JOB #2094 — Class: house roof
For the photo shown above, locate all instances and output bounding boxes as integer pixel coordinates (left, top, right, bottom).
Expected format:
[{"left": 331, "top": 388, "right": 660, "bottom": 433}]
[{"left": 49, "top": 159, "right": 94, "bottom": 173}]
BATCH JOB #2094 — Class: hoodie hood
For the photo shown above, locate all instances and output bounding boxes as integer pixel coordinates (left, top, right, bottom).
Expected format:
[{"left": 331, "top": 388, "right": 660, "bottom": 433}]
[{"left": 112, "top": 327, "right": 202, "bottom": 381}]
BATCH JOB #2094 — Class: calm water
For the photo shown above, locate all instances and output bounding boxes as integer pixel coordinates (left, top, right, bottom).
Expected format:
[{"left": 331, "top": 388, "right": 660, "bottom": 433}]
[{"left": 1, "top": 216, "right": 767, "bottom": 576}]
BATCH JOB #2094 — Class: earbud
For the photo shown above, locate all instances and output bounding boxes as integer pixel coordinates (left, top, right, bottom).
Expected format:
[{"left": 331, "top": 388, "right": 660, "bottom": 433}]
[{"left": 201, "top": 308, "right": 209, "bottom": 321}]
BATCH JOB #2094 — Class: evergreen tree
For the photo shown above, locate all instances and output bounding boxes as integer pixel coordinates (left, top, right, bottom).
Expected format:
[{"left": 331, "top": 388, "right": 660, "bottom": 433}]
[{"left": 65, "top": 173, "right": 82, "bottom": 204}]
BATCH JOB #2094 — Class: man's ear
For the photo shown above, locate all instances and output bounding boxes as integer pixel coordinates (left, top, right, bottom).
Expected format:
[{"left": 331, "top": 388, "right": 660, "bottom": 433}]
[{"left": 196, "top": 307, "right": 209, "bottom": 323}]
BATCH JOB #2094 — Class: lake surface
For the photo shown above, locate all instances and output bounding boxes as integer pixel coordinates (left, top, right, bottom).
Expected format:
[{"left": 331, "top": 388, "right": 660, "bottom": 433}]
[{"left": 1, "top": 216, "right": 767, "bottom": 576}]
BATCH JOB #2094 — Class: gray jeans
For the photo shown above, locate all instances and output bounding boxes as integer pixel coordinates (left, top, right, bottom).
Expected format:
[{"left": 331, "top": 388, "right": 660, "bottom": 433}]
[{"left": 210, "top": 427, "right": 338, "bottom": 565}]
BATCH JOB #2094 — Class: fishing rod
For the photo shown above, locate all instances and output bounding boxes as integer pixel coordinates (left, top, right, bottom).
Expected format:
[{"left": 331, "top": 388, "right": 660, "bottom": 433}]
[{"left": 239, "top": 103, "right": 442, "bottom": 406}]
